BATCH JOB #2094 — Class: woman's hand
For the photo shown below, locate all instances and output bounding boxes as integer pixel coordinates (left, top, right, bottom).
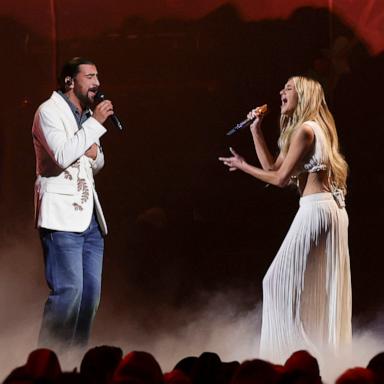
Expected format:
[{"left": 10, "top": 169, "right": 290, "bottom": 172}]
[
  {"left": 218, "top": 147, "right": 246, "bottom": 171},
  {"left": 247, "top": 105, "right": 267, "bottom": 131}
]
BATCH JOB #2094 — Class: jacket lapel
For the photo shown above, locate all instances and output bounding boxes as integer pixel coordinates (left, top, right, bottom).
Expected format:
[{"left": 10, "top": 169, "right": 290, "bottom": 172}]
[{"left": 50, "top": 91, "right": 79, "bottom": 136}]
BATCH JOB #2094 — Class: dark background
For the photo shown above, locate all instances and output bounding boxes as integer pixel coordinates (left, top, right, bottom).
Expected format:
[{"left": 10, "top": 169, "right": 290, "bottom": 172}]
[{"left": 0, "top": 0, "right": 384, "bottom": 371}]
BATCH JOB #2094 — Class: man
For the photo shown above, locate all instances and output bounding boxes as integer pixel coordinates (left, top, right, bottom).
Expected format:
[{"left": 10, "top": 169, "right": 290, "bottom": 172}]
[{"left": 32, "top": 57, "right": 114, "bottom": 350}]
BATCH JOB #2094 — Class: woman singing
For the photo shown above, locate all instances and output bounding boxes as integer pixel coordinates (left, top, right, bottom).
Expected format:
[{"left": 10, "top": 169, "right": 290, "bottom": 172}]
[{"left": 219, "top": 76, "right": 352, "bottom": 362}]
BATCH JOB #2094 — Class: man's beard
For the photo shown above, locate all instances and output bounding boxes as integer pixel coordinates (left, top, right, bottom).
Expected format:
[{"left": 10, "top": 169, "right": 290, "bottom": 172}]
[{"left": 76, "top": 88, "right": 97, "bottom": 109}]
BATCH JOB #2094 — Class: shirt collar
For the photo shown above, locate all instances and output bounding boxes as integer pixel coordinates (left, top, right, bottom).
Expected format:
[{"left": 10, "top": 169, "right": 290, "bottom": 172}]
[{"left": 57, "top": 90, "right": 91, "bottom": 119}]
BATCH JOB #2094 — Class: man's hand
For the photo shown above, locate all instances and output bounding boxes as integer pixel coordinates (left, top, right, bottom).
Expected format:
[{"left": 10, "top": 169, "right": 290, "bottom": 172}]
[
  {"left": 85, "top": 143, "right": 98, "bottom": 160},
  {"left": 93, "top": 100, "right": 114, "bottom": 125}
]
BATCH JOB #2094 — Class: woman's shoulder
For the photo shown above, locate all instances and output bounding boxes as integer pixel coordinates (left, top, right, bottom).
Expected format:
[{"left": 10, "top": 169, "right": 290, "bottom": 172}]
[
  {"left": 299, "top": 121, "right": 325, "bottom": 142},
  {"left": 293, "top": 122, "right": 316, "bottom": 142},
  {"left": 301, "top": 120, "right": 323, "bottom": 134},
  {"left": 301, "top": 120, "right": 320, "bottom": 129}
]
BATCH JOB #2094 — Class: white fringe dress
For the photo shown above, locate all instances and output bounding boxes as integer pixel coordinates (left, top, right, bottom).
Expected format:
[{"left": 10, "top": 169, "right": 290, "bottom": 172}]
[{"left": 259, "top": 121, "right": 352, "bottom": 363}]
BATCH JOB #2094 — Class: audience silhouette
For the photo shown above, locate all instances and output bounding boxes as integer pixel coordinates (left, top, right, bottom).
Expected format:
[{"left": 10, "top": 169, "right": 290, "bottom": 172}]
[{"left": 3, "top": 347, "right": 384, "bottom": 384}]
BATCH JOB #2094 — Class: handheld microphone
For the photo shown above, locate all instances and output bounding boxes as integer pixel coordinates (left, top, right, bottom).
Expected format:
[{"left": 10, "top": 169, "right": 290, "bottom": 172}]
[
  {"left": 94, "top": 91, "right": 124, "bottom": 131},
  {"left": 226, "top": 104, "right": 268, "bottom": 136},
  {"left": 226, "top": 117, "right": 255, "bottom": 136}
]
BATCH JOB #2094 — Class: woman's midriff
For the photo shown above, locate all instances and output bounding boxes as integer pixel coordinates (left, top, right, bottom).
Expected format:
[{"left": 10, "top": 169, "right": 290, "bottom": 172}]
[{"left": 299, "top": 171, "right": 330, "bottom": 196}]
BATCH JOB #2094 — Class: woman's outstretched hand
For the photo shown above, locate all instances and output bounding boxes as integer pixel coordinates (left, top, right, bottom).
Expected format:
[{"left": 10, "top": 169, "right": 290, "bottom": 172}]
[{"left": 218, "top": 147, "right": 246, "bottom": 171}]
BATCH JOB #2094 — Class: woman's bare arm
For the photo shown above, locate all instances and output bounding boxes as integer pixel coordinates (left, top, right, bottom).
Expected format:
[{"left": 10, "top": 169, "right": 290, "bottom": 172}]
[{"left": 219, "top": 123, "right": 314, "bottom": 187}]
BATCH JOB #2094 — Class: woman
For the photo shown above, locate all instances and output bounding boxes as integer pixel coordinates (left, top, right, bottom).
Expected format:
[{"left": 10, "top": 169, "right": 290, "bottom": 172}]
[{"left": 219, "top": 76, "right": 352, "bottom": 362}]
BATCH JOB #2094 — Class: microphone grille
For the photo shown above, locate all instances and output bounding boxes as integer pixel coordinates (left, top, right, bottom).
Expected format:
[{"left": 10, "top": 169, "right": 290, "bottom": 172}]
[{"left": 94, "top": 91, "right": 105, "bottom": 102}]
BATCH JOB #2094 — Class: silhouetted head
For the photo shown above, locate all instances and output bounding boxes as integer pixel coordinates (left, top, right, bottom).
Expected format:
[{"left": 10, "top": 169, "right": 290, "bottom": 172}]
[
  {"left": 163, "top": 369, "right": 192, "bottom": 384},
  {"left": 231, "top": 359, "right": 281, "bottom": 384},
  {"left": 336, "top": 367, "right": 375, "bottom": 384},
  {"left": 367, "top": 351, "right": 384, "bottom": 383},
  {"left": 173, "top": 356, "right": 198, "bottom": 378},
  {"left": 112, "top": 351, "right": 163, "bottom": 384},
  {"left": 25, "top": 348, "right": 61, "bottom": 380},
  {"left": 283, "top": 350, "right": 321, "bottom": 384},
  {"left": 80, "top": 345, "right": 123, "bottom": 384},
  {"left": 191, "top": 352, "right": 222, "bottom": 384}
]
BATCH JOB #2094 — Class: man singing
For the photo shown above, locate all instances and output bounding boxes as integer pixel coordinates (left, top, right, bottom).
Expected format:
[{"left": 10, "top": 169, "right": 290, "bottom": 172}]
[{"left": 32, "top": 57, "right": 114, "bottom": 350}]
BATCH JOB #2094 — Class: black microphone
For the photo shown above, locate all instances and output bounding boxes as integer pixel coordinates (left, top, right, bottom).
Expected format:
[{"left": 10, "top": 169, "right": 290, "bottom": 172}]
[
  {"left": 226, "top": 117, "right": 255, "bottom": 136},
  {"left": 94, "top": 91, "right": 124, "bottom": 131},
  {"left": 226, "top": 104, "right": 268, "bottom": 136}
]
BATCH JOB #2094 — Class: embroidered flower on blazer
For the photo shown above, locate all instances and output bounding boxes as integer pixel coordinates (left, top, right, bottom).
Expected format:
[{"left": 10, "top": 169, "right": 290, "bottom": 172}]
[
  {"left": 73, "top": 202, "right": 83, "bottom": 211},
  {"left": 77, "top": 178, "right": 89, "bottom": 204},
  {"left": 69, "top": 159, "right": 90, "bottom": 211},
  {"left": 64, "top": 170, "right": 73, "bottom": 180}
]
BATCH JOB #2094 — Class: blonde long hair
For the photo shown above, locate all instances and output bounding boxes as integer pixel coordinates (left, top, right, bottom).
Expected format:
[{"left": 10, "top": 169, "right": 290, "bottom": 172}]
[{"left": 278, "top": 76, "right": 348, "bottom": 193}]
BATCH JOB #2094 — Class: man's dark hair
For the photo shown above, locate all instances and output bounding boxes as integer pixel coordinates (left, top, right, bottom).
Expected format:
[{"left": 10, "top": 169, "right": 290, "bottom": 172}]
[{"left": 58, "top": 57, "right": 95, "bottom": 92}]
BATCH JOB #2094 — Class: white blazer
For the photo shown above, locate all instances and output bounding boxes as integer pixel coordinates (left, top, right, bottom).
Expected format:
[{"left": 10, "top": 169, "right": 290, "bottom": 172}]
[{"left": 32, "top": 91, "right": 108, "bottom": 235}]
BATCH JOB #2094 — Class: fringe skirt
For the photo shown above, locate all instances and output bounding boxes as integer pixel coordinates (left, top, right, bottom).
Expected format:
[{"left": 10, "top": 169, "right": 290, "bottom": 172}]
[{"left": 259, "top": 192, "right": 352, "bottom": 363}]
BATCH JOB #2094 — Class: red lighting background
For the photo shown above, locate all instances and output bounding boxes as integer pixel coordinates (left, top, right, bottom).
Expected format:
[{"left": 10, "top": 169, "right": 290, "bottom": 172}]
[{"left": 0, "top": 0, "right": 383, "bottom": 371}]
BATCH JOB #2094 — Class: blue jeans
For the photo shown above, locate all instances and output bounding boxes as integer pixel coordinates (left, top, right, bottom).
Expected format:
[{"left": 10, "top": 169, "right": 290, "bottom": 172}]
[{"left": 38, "top": 213, "right": 104, "bottom": 351}]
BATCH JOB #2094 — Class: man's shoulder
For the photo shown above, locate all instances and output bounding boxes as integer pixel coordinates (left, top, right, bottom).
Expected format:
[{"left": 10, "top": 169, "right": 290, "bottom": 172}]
[
  {"left": 39, "top": 91, "right": 62, "bottom": 108},
  {"left": 37, "top": 91, "right": 69, "bottom": 116}
]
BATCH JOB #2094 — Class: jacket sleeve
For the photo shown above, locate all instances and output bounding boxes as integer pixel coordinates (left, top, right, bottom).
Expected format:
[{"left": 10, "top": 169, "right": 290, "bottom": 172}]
[
  {"left": 33, "top": 103, "right": 107, "bottom": 169},
  {"left": 89, "top": 144, "right": 105, "bottom": 175}
]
